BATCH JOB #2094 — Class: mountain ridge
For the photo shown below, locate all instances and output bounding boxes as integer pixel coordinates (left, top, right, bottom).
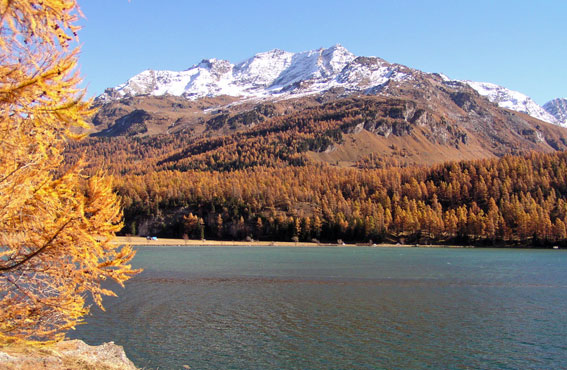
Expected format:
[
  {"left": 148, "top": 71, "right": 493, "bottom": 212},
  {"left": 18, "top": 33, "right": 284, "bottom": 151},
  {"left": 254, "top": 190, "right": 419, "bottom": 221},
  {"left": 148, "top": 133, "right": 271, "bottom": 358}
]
[{"left": 97, "top": 45, "right": 565, "bottom": 128}]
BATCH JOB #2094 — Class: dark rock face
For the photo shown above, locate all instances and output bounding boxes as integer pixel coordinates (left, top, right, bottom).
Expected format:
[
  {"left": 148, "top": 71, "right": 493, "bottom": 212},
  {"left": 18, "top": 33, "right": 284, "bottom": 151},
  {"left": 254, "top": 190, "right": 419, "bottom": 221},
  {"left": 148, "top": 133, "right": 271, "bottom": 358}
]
[
  {"left": 93, "top": 109, "right": 150, "bottom": 137},
  {"left": 91, "top": 105, "right": 130, "bottom": 129},
  {"left": 450, "top": 91, "right": 482, "bottom": 112}
]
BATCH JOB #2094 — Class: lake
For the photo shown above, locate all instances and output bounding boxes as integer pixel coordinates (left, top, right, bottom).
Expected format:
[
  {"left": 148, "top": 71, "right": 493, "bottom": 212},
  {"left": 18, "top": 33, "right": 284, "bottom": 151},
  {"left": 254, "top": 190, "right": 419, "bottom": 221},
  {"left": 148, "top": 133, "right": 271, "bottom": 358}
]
[{"left": 70, "top": 246, "right": 567, "bottom": 369}]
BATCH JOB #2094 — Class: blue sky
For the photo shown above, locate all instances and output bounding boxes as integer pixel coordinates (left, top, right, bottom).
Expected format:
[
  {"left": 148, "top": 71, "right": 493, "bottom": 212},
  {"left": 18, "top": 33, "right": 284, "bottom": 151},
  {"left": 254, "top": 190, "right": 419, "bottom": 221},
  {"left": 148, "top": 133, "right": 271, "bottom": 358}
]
[{"left": 77, "top": 0, "right": 566, "bottom": 104}]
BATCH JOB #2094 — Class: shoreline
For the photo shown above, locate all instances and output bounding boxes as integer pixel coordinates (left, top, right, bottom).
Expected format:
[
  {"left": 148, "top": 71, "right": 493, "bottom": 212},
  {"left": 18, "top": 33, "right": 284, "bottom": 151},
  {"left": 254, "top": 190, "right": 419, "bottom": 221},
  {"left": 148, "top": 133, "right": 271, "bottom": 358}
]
[{"left": 112, "top": 236, "right": 466, "bottom": 248}]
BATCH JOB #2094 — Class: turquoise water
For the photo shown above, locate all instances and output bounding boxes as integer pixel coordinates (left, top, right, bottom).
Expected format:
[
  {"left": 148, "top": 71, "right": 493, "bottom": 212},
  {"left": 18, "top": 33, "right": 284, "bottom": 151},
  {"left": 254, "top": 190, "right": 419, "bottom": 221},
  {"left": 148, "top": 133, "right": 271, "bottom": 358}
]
[{"left": 71, "top": 247, "right": 567, "bottom": 369}]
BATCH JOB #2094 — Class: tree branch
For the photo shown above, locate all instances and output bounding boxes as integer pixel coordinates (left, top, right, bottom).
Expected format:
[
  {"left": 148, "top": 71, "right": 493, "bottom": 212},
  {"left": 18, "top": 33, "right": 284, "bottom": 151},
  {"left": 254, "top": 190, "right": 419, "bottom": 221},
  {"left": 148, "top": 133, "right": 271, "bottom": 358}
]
[{"left": 0, "top": 218, "right": 73, "bottom": 273}]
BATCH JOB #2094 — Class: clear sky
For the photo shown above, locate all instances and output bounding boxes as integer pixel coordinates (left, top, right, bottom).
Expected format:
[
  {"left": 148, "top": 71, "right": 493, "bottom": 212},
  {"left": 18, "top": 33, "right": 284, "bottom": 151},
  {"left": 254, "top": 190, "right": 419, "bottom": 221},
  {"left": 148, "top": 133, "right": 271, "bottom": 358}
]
[{"left": 77, "top": 0, "right": 566, "bottom": 105}]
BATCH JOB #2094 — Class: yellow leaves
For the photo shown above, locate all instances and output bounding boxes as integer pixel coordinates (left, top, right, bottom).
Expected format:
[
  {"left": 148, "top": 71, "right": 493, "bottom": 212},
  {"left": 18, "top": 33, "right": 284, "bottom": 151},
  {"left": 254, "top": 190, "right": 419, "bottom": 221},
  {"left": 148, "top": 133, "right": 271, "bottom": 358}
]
[
  {"left": 0, "top": 0, "right": 80, "bottom": 52},
  {"left": 0, "top": 0, "right": 140, "bottom": 345}
]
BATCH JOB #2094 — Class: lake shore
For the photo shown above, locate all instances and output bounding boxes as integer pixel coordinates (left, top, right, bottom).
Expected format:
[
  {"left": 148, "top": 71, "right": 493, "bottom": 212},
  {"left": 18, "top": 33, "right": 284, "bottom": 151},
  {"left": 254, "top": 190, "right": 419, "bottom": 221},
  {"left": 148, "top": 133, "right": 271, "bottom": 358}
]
[{"left": 112, "top": 236, "right": 467, "bottom": 248}]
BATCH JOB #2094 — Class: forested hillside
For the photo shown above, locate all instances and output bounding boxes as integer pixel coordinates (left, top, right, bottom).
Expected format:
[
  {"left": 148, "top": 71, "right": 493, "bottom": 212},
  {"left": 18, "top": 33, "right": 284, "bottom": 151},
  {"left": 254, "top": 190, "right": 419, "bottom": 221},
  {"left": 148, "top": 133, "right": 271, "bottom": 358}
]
[
  {"left": 62, "top": 92, "right": 567, "bottom": 247},
  {"left": 71, "top": 95, "right": 567, "bottom": 173},
  {"left": 109, "top": 151, "right": 567, "bottom": 247}
]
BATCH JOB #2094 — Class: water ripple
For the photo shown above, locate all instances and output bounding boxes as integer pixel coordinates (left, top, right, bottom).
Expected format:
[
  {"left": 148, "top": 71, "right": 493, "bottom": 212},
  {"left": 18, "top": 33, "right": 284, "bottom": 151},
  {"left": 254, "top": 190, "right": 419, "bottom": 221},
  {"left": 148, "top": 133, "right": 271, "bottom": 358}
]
[{"left": 71, "top": 247, "right": 567, "bottom": 369}]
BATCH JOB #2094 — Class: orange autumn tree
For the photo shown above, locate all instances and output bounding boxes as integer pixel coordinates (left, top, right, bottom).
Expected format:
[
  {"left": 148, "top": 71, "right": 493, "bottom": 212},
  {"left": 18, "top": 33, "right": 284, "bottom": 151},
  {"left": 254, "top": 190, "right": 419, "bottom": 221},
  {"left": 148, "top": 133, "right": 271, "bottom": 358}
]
[{"left": 0, "top": 1, "right": 140, "bottom": 343}]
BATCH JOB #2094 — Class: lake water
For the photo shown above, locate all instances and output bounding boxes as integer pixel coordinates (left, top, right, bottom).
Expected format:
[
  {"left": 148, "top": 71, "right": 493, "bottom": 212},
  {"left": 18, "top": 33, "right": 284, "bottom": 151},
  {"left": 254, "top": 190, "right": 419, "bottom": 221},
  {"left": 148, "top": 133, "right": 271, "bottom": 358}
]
[{"left": 70, "top": 247, "right": 567, "bottom": 369}]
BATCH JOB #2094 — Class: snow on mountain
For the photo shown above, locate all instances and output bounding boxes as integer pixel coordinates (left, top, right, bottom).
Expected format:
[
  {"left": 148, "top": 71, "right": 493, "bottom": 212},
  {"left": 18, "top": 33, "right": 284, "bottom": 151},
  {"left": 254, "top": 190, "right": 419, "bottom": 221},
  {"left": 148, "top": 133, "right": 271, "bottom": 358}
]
[
  {"left": 337, "top": 56, "right": 410, "bottom": 87},
  {"left": 232, "top": 49, "right": 295, "bottom": 89},
  {"left": 234, "top": 44, "right": 356, "bottom": 90},
  {"left": 543, "top": 98, "right": 567, "bottom": 127},
  {"left": 462, "top": 81, "right": 562, "bottom": 126},
  {"left": 105, "top": 59, "right": 238, "bottom": 99},
  {"left": 99, "top": 45, "right": 564, "bottom": 127},
  {"left": 100, "top": 45, "right": 358, "bottom": 102},
  {"left": 98, "top": 44, "right": 422, "bottom": 104}
]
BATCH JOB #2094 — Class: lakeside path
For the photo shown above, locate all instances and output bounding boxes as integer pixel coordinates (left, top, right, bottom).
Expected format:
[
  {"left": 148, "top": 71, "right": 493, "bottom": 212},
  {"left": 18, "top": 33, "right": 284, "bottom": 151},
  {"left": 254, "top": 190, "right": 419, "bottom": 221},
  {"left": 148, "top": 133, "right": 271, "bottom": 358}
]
[{"left": 111, "top": 236, "right": 462, "bottom": 248}]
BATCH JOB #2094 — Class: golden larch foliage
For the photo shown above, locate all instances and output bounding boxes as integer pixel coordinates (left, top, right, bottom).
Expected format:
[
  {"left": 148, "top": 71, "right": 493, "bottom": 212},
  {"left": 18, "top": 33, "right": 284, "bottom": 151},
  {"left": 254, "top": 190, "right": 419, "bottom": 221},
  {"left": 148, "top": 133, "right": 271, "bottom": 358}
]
[{"left": 0, "top": 1, "right": 140, "bottom": 344}]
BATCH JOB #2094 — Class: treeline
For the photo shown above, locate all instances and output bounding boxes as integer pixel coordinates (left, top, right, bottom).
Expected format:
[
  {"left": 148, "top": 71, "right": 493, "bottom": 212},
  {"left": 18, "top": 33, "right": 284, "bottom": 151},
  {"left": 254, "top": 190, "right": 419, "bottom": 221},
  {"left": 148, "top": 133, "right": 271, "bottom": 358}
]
[{"left": 114, "top": 151, "right": 567, "bottom": 247}]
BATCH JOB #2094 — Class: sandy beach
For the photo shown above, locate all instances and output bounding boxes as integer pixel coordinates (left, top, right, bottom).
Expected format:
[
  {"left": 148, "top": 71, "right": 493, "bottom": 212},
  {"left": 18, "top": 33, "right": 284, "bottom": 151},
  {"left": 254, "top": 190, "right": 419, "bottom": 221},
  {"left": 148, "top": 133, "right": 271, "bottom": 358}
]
[
  {"left": 113, "top": 236, "right": 344, "bottom": 247},
  {"left": 111, "top": 236, "right": 456, "bottom": 248}
]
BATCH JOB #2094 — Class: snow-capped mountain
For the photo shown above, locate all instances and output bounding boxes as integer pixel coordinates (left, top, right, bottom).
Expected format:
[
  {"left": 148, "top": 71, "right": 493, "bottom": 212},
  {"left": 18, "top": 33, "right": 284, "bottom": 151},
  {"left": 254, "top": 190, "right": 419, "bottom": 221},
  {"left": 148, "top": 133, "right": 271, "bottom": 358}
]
[
  {"left": 100, "top": 45, "right": 356, "bottom": 101},
  {"left": 543, "top": 98, "right": 567, "bottom": 126},
  {"left": 462, "top": 81, "right": 562, "bottom": 127},
  {"left": 99, "top": 45, "right": 564, "bottom": 127},
  {"left": 98, "top": 45, "right": 417, "bottom": 104}
]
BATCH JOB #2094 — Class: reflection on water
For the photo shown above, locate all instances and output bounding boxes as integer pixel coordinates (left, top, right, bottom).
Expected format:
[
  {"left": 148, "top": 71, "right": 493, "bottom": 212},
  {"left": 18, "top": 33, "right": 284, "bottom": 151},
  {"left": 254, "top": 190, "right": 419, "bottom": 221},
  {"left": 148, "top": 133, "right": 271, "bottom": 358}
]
[{"left": 71, "top": 247, "right": 567, "bottom": 369}]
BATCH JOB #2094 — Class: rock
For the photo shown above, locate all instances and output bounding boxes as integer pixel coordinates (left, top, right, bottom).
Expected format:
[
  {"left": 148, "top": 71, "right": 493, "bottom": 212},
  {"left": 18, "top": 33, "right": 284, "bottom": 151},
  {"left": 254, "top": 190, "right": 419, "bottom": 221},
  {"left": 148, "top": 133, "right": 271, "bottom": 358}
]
[{"left": 0, "top": 339, "right": 137, "bottom": 369}]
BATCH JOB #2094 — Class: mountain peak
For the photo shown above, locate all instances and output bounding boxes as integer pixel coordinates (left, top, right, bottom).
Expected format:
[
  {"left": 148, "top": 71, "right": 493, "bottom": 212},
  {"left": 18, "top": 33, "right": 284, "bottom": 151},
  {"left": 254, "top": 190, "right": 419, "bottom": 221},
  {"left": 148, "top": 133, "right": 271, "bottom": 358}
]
[
  {"left": 462, "top": 80, "right": 562, "bottom": 126},
  {"left": 543, "top": 98, "right": 567, "bottom": 126},
  {"left": 327, "top": 43, "right": 347, "bottom": 51}
]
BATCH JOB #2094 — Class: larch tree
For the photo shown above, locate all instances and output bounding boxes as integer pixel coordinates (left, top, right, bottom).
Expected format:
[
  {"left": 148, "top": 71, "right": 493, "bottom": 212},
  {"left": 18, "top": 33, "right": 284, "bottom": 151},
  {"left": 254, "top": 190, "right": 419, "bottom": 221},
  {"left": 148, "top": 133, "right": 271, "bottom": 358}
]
[{"left": 0, "top": 1, "right": 140, "bottom": 344}]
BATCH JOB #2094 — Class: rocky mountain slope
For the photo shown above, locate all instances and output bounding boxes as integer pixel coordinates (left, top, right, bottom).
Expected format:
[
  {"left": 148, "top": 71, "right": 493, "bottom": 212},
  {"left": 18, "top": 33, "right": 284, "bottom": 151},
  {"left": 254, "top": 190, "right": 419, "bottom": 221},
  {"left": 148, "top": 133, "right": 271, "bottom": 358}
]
[
  {"left": 75, "top": 92, "right": 567, "bottom": 176},
  {"left": 544, "top": 98, "right": 567, "bottom": 126}
]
